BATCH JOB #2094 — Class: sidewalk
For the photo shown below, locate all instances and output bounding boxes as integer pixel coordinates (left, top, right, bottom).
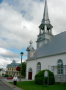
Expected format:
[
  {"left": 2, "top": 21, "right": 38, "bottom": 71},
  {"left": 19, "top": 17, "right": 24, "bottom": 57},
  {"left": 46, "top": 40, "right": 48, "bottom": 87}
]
[
  {"left": 2, "top": 79, "right": 23, "bottom": 90},
  {"left": 4, "top": 78, "right": 32, "bottom": 82}
]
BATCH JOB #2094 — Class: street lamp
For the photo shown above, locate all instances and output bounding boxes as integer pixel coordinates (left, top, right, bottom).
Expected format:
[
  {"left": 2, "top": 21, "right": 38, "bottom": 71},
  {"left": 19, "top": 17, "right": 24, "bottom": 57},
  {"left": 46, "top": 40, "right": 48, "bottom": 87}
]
[{"left": 20, "top": 52, "right": 24, "bottom": 77}]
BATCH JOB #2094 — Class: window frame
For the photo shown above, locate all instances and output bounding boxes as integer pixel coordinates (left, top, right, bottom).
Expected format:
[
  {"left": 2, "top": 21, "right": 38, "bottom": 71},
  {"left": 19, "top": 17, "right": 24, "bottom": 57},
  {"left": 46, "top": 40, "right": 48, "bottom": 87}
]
[
  {"left": 37, "top": 62, "right": 41, "bottom": 73},
  {"left": 57, "top": 59, "right": 63, "bottom": 75}
]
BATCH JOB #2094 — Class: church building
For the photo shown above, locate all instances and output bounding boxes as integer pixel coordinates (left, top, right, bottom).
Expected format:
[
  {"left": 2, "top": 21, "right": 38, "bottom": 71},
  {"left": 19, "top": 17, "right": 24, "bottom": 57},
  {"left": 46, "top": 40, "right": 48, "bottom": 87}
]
[{"left": 26, "top": 0, "right": 66, "bottom": 82}]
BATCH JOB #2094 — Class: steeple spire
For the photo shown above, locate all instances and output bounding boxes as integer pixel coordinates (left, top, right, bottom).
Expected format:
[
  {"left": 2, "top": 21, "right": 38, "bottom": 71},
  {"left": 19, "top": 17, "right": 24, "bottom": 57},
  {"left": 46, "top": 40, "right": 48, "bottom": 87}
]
[{"left": 43, "top": 0, "right": 49, "bottom": 23}]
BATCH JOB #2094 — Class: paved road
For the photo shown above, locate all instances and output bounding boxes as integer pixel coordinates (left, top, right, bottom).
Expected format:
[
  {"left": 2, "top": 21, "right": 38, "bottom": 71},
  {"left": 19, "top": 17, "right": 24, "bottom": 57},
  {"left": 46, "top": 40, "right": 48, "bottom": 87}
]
[{"left": 0, "top": 80, "right": 13, "bottom": 90}]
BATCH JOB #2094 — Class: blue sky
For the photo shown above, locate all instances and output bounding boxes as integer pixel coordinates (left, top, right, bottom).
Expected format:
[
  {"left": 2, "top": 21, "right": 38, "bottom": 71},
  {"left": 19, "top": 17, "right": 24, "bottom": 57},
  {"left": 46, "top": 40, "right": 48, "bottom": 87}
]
[
  {"left": 0, "top": 0, "right": 66, "bottom": 68},
  {"left": 0, "top": 0, "right": 3, "bottom": 3}
]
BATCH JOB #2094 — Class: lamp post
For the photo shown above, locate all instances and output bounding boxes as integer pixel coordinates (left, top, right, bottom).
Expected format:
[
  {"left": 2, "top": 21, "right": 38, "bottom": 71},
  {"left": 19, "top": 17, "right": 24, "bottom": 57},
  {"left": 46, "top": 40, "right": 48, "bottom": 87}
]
[{"left": 20, "top": 52, "right": 24, "bottom": 77}]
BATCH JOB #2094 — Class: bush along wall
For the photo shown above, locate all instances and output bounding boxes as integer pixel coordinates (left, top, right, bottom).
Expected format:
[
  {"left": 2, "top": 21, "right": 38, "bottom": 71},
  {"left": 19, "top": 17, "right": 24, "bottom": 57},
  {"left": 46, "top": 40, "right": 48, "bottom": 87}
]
[{"left": 35, "top": 70, "right": 55, "bottom": 85}]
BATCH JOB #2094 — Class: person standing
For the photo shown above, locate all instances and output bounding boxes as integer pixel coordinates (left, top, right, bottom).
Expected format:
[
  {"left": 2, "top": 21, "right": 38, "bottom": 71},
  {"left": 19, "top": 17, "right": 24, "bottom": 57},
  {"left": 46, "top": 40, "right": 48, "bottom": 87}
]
[{"left": 13, "top": 75, "right": 18, "bottom": 85}]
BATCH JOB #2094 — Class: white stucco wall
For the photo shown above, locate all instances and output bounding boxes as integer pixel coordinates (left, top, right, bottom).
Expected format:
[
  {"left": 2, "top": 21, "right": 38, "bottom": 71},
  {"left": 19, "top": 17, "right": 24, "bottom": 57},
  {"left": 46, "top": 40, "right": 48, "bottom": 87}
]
[{"left": 26, "top": 53, "right": 66, "bottom": 80}]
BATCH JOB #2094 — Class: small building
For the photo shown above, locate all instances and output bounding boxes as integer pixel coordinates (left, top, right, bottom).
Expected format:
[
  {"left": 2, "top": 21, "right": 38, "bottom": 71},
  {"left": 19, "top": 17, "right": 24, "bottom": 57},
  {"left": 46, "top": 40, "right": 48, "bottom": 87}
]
[
  {"left": 6, "top": 60, "right": 20, "bottom": 77},
  {"left": 0, "top": 68, "right": 6, "bottom": 76},
  {"left": 26, "top": 0, "right": 66, "bottom": 82}
]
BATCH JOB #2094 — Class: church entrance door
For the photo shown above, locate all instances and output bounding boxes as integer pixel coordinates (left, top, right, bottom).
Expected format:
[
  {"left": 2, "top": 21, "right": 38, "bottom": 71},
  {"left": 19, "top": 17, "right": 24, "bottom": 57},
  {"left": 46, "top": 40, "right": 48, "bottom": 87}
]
[{"left": 28, "top": 68, "right": 32, "bottom": 80}]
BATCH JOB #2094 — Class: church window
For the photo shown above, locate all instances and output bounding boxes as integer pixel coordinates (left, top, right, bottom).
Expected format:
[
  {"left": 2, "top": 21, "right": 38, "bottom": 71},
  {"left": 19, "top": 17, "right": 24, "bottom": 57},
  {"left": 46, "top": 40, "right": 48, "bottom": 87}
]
[
  {"left": 57, "top": 59, "right": 63, "bottom": 75},
  {"left": 37, "top": 62, "right": 41, "bottom": 72},
  {"left": 29, "top": 68, "right": 32, "bottom": 72}
]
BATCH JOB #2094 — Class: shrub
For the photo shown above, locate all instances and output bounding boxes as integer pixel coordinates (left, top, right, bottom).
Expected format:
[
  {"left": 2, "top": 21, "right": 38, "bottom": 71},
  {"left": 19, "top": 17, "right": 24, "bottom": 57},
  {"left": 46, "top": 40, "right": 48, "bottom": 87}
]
[
  {"left": 4, "top": 74, "right": 9, "bottom": 77},
  {"left": 35, "top": 70, "right": 55, "bottom": 85}
]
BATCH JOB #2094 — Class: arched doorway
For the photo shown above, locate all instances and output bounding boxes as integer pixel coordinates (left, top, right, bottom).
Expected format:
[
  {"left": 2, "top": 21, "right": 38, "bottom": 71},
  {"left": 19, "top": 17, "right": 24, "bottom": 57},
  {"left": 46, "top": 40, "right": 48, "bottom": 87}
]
[{"left": 28, "top": 68, "right": 32, "bottom": 80}]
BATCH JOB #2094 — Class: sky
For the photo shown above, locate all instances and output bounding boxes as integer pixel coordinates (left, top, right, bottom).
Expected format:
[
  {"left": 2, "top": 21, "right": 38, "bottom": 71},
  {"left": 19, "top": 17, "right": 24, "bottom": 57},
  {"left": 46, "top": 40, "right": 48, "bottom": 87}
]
[{"left": 0, "top": 0, "right": 66, "bottom": 68}]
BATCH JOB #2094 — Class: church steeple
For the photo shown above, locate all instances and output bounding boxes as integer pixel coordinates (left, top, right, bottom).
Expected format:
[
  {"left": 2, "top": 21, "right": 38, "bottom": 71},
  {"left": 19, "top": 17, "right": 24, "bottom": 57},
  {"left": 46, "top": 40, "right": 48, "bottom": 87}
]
[
  {"left": 37, "top": 0, "right": 53, "bottom": 48},
  {"left": 39, "top": 0, "right": 53, "bottom": 33},
  {"left": 42, "top": 0, "right": 49, "bottom": 24}
]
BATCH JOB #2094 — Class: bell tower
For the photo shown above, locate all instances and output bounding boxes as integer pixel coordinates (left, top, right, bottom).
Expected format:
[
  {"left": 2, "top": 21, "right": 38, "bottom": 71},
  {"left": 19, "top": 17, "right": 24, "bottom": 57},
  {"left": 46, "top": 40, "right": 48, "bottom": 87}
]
[
  {"left": 37, "top": 0, "right": 53, "bottom": 48},
  {"left": 26, "top": 41, "right": 35, "bottom": 59}
]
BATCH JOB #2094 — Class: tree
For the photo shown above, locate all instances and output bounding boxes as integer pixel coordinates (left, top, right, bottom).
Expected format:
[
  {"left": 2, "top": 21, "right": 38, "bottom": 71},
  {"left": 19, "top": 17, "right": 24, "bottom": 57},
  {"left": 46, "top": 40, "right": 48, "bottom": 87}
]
[{"left": 20, "top": 62, "right": 26, "bottom": 78}]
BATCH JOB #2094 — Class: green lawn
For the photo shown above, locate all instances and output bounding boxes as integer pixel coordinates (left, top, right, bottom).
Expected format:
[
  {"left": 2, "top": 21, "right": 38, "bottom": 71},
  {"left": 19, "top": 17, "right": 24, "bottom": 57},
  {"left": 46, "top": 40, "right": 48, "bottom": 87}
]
[{"left": 15, "top": 81, "right": 66, "bottom": 90}]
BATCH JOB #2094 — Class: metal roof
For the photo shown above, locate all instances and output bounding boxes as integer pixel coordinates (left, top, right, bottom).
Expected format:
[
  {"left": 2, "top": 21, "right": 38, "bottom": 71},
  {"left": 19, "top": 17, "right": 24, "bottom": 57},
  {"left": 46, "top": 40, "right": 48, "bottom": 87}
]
[
  {"left": 7, "top": 60, "right": 19, "bottom": 68},
  {"left": 33, "top": 31, "right": 66, "bottom": 59}
]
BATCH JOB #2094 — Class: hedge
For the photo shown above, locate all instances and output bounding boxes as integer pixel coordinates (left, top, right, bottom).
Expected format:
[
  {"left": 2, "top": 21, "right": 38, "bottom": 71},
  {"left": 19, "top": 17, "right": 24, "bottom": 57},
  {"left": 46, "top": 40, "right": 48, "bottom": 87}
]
[{"left": 35, "top": 70, "right": 55, "bottom": 85}]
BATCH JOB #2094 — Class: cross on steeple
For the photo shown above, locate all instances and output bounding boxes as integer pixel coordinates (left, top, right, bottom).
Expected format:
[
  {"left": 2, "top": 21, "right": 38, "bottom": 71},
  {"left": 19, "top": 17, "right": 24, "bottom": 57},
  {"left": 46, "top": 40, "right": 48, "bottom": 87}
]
[{"left": 29, "top": 40, "right": 33, "bottom": 46}]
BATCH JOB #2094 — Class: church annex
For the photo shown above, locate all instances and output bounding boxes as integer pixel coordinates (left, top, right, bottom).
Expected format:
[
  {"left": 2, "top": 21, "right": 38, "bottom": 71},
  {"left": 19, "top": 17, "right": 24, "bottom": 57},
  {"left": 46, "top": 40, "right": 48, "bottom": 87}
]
[{"left": 26, "top": 0, "right": 66, "bottom": 82}]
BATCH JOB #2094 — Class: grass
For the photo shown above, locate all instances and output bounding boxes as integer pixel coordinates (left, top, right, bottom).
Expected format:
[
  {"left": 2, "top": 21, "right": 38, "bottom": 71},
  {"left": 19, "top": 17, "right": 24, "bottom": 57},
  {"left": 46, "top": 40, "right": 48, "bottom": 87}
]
[{"left": 12, "top": 81, "right": 66, "bottom": 90}]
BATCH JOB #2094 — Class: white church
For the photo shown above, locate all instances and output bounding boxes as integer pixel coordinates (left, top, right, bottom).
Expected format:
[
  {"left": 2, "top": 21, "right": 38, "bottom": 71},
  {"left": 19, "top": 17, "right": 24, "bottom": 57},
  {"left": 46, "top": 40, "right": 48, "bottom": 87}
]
[{"left": 26, "top": 0, "right": 66, "bottom": 82}]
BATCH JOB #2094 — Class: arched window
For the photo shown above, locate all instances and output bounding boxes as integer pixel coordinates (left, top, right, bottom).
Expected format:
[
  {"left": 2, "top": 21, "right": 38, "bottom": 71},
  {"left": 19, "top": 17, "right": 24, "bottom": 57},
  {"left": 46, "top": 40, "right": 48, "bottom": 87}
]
[
  {"left": 57, "top": 59, "right": 63, "bottom": 74},
  {"left": 37, "top": 62, "right": 41, "bottom": 72},
  {"left": 28, "top": 68, "right": 32, "bottom": 72}
]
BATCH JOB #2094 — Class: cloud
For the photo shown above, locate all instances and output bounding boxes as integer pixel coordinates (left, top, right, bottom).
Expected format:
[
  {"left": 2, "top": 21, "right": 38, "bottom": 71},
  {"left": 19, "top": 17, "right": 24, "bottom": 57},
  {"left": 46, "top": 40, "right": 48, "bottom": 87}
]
[
  {"left": 0, "top": 56, "right": 22, "bottom": 68},
  {"left": 0, "top": 57, "right": 11, "bottom": 68},
  {"left": 0, "top": 48, "right": 18, "bottom": 58},
  {"left": 0, "top": 0, "right": 66, "bottom": 68},
  {"left": 0, "top": 2, "right": 38, "bottom": 49}
]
